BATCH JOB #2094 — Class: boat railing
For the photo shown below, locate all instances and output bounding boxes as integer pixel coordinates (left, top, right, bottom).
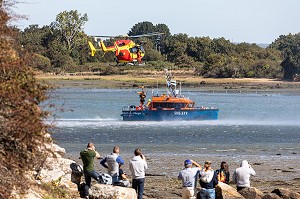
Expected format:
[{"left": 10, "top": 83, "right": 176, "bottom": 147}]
[
  {"left": 194, "top": 106, "right": 219, "bottom": 110},
  {"left": 122, "top": 105, "right": 136, "bottom": 111}
]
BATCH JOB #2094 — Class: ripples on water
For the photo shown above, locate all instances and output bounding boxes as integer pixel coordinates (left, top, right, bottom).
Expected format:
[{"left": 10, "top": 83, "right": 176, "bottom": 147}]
[
  {"left": 51, "top": 119, "right": 300, "bottom": 157},
  {"left": 47, "top": 89, "right": 300, "bottom": 158}
]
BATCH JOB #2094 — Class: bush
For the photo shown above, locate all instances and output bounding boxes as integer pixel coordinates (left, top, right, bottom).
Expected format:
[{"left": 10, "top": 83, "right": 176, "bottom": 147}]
[
  {"left": 29, "top": 53, "right": 52, "bottom": 72},
  {"left": 0, "top": 3, "right": 52, "bottom": 198}
]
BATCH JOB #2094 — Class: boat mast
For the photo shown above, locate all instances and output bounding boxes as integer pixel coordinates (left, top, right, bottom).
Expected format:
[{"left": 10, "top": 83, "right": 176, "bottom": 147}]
[{"left": 164, "top": 68, "right": 176, "bottom": 97}]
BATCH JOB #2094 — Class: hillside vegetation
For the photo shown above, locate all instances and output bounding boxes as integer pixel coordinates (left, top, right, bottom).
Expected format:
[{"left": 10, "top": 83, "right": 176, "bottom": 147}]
[{"left": 17, "top": 10, "right": 300, "bottom": 80}]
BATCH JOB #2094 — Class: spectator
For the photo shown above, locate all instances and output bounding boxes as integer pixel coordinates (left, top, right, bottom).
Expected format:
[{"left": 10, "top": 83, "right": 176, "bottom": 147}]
[
  {"left": 178, "top": 159, "right": 202, "bottom": 199},
  {"left": 129, "top": 148, "right": 148, "bottom": 199},
  {"left": 232, "top": 160, "right": 256, "bottom": 191},
  {"left": 216, "top": 161, "right": 230, "bottom": 184},
  {"left": 80, "top": 143, "right": 101, "bottom": 199},
  {"left": 100, "top": 146, "right": 124, "bottom": 184},
  {"left": 198, "top": 160, "right": 218, "bottom": 199}
]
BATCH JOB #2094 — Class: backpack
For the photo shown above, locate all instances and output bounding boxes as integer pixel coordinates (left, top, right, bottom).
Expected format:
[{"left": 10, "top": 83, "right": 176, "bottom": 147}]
[
  {"left": 98, "top": 173, "right": 112, "bottom": 185},
  {"left": 70, "top": 162, "right": 83, "bottom": 185},
  {"left": 77, "top": 182, "right": 88, "bottom": 198},
  {"left": 113, "top": 181, "right": 126, "bottom": 187}
]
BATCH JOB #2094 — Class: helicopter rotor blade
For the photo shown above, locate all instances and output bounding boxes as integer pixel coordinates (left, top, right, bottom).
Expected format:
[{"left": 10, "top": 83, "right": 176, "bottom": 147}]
[
  {"left": 129, "top": 32, "right": 164, "bottom": 38},
  {"left": 90, "top": 32, "right": 164, "bottom": 40}
]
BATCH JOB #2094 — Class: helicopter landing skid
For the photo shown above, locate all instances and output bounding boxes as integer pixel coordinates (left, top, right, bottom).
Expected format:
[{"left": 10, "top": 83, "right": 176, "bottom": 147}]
[
  {"left": 109, "top": 62, "right": 127, "bottom": 66},
  {"left": 128, "top": 62, "right": 145, "bottom": 66}
]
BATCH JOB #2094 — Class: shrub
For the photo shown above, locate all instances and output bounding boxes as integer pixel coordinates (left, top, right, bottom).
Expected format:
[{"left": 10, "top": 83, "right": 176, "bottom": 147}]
[{"left": 0, "top": 2, "right": 52, "bottom": 198}]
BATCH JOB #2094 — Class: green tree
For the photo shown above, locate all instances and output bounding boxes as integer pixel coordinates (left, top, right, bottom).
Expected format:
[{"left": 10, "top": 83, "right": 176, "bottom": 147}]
[
  {"left": 269, "top": 34, "right": 300, "bottom": 79},
  {"left": 19, "top": 24, "right": 50, "bottom": 55},
  {"left": 51, "top": 10, "right": 88, "bottom": 54},
  {"left": 164, "top": 33, "right": 189, "bottom": 62},
  {"left": 154, "top": 23, "right": 171, "bottom": 53},
  {"left": 128, "top": 21, "right": 155, "bottom": 36},
  {"left": 155, "top": 23, "right": 171, "bottom": 36}
]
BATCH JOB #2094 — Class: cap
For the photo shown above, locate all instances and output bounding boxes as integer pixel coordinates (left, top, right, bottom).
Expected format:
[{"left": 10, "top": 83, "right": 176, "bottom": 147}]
[{"left": 184, "top": 159, "right": 192, "bottom": 165}]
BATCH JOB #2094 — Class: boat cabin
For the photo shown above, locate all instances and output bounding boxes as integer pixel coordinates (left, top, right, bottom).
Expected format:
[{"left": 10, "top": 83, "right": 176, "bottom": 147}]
[{"left": 149, "top": 95, "right": 195, "bottom": 110}]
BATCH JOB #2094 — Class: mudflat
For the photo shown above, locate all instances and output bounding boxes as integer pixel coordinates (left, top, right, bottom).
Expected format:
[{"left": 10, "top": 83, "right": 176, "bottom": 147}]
[{"left": 66, "top": 153, "right": 300, "bottom": 199}]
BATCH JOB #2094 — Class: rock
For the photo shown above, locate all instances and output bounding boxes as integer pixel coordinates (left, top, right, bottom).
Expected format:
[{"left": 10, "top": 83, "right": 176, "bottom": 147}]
[
  {"left": 238, "top": 187, "right": 264, "bottom": 199},
  {"left": 10, "top": 188, "right": 42, "bottom": 199},
  {"left": 215, "top": 182, "right": 245, "bottom": 199},
  {"left": 89, "top": 184, "right": 137, "bottom": 199},
  {"left": 271, "top": 188, "right": 300, "bottom": 199},
  {"left": 38, "top": 157, "right": 75, "bottom": 188},
  {"left": 262, "top": 193, "right": 281, "bottom": 199}
]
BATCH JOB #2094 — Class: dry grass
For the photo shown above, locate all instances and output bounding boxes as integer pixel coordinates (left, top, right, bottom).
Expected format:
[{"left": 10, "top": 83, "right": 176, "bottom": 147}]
[{"left": 37, "top": 73, "right": 279, "bottom": 84}]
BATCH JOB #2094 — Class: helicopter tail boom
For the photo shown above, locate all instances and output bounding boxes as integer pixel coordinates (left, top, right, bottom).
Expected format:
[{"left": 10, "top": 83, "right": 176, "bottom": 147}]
[{"left": 88, "top": 41, "right": 97, "bottom": 56}]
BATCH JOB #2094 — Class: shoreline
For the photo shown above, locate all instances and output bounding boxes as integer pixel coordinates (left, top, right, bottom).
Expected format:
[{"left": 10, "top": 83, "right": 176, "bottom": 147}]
[
  {"left": 37, "top": 74, "right": 300, "bottom": 94},
  {"left": 65, "top": 152, "right": 300, "bottom": 198}
]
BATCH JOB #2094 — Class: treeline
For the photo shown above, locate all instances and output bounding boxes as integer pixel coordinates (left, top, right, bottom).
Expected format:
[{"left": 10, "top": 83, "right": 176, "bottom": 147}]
[{"left": 18, "top": 10, "right": 300, "bottom": 80}]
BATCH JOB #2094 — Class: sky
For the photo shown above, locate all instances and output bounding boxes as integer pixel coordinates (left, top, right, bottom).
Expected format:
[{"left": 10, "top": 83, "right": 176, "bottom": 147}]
[{"left": 13, "top": 0, "right": 300, "bottom": 44}]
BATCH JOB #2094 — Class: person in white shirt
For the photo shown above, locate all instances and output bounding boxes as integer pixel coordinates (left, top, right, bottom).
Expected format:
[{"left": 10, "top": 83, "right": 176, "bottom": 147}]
[
  {"left": 178, "top": 159, "right": 202, "bottom": 199},
  {"left": 129, "top": 148, "right": 148, "bottom": 199}
]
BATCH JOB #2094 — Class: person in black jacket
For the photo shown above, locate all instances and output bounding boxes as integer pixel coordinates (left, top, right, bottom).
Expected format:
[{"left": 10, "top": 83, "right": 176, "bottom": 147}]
[
  {"left": 216, "top": 161, "right": 230, "bottom": 184},
  {"left": 198, "top": 160, "right": 218, "bottom": 199}
]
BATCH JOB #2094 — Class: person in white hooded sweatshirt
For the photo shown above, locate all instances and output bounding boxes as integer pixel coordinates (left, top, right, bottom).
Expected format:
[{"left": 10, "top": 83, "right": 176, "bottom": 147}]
[
  {"left": 129, "top": 148, "right": 148, "bottom": 199},
  {"left": 232, "top": 160, "right": 256, "bottom": 191}
]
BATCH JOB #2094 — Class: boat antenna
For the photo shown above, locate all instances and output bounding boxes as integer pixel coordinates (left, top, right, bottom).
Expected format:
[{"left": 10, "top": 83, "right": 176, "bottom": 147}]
[
  {"left": 156, "top": 79, "right": 158, "bottom": 96},
  {"left": 180, "top": 81, "right": 182, "bottom": 97},
  {"left": 164, "top": 67, "right": 176, "bottom": 97}
]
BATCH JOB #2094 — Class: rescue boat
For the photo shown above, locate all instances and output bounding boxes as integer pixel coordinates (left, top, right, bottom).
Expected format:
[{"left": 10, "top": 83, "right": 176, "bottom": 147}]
[{"left": 121, "top": 70, "right": 219, "bottom": 121}]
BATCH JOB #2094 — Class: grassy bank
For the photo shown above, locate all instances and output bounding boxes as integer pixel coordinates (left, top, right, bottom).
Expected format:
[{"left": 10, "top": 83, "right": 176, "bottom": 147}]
[{"left": 37, "top": 73, "right": 300, "bottom": 94}]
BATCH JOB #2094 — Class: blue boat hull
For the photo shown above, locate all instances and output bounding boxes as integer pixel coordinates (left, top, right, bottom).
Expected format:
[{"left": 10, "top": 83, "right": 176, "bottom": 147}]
[{"left": 121, "top": 109, "right": 219, "bottom": 121}]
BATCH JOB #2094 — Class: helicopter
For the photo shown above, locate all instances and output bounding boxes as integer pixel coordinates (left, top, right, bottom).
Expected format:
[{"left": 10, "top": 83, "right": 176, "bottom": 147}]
[{"left": 88, "top": 32, "right": 163, "bottom": 66}]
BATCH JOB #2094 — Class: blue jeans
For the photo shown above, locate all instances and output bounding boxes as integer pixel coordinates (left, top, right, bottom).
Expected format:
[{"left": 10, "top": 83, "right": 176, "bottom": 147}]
[
  {"left": 199, "top": 188, "right": 215, "bottom": 199},
  {"left": 132, "top": 178, "right": 145, "bottom": 199},
  {"left": 83, "top": 170, "right": 101, "bottom": 197},
  {"left": 111, "top": 173, "right": 119, "bottom": 185}
]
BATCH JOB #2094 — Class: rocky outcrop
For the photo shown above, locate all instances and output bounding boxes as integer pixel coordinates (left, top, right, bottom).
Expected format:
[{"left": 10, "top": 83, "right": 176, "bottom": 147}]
[
  {"left": 89, "top": 184, "right": 137, "bottom": 199},
  {"left": 215, "top": 182, "right": 245, "bottom": 199},
  {"left": 238, "top": 187, "right": 264, "bottom": 199},
  {"left": 19, "top": 141, "right": 78, "bottom": 199},
  {"left": 36, "top": 157, "right": 76, "bottom": 188},
  {"left": 271, "top": 188, "right": 300, "bottom": 199}
]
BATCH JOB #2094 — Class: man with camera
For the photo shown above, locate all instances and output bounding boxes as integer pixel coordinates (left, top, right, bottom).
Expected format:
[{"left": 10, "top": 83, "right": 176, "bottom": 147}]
[
  {"left": 80, "top": 143, "right": 101, "bottom": 199},
  {"left": 178, "top": 159, "right": 202, "bottom": 199},
  {"left": 129, "top": 148, "right": 148, "bottom": 199},
  {"left": 233, "top": 160, "right": 256, "bottom": 191}
]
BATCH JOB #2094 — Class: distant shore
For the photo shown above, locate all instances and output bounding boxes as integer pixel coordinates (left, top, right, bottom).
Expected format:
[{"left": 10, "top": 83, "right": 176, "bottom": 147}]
[{"left": 37, "top": 74, "right": 300, "bottom": 94}]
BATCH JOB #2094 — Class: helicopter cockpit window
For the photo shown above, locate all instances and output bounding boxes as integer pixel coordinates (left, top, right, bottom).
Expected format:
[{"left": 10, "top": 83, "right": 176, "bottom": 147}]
[
  {"left": 139, "top": 46, "right": 145, "bottom": 53},
  {"left": 118, "top": 42, "right": 126, "bottom": 47},
  {"left": 130, "top": 47, "right": 138, "bottom": 53}
]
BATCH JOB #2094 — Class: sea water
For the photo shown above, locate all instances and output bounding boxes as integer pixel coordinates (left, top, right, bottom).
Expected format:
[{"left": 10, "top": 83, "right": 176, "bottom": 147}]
[{"left": 46, "top": 88, "right": 300, "bottom": 159}]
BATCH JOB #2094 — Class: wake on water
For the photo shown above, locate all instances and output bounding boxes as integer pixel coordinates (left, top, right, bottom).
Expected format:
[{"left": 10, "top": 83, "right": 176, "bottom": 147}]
[{"left": 46, "top": 118, "right": 300, "bottom": 128}]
